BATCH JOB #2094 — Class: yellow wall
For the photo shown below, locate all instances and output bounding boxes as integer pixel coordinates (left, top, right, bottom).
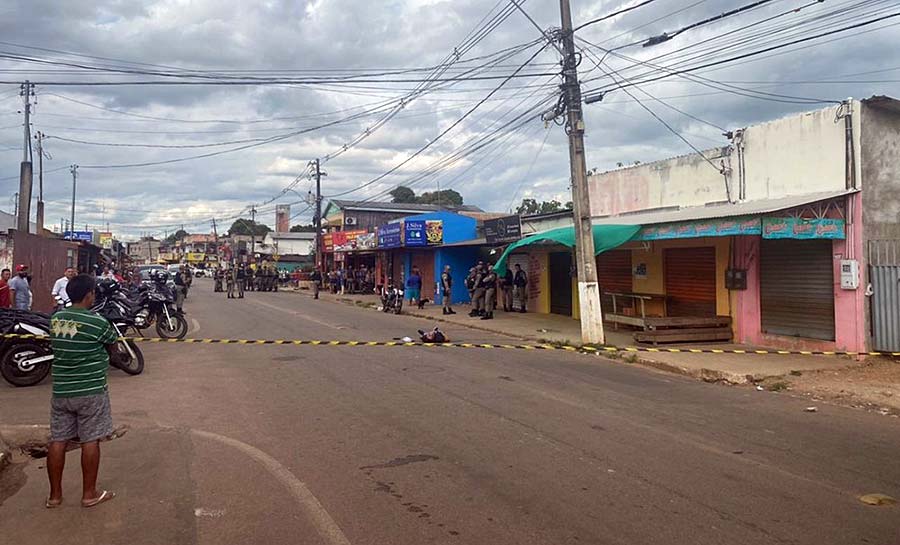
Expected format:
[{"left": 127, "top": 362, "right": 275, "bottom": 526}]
[
  {"left": 630, "top": 237, "right": 731, "bottom": 317},
  {"left": 530, "top": 251, "right": 550, "bottom": 314}
]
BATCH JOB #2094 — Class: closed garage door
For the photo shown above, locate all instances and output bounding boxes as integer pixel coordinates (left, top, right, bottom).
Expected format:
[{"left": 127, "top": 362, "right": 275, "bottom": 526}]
[
  {"left": 597, "top": 250, "right": 632, "bottom": 310},
  {"left": 665, "top": 247, "right": 717, "bottom": 317},
  {"left": 760, "top": 239, "right": 835, "bottom": 341},
  {"left": 411, "top": 252, "right": 435, "bottom": 299}
]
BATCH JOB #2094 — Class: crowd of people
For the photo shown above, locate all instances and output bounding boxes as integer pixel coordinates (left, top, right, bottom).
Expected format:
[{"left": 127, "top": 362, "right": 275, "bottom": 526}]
[{"left": 212, "top": 263, "right": 289, "bottom": 299}]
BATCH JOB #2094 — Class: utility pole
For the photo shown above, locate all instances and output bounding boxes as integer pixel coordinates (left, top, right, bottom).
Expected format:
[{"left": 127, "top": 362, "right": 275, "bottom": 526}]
[
  {"left": 249, "top": 205, "right": 257, "bottom": 259},
  {"left": 35, "top": 130, "right": 45, "bottom": 233},
  {"left": 17, "top": 81, "right": 35, "bottom": 233},
  {"left": 211, "top": 217, "right": 219, "bottom": 263},
  {"left": 69, "top": 165, "right": 78, "bottom": 241},
  {"left": 313, "top": 159, "right": 323, "bottom": 269},
  {"left": 559, "top": 0, "right": 605, "bottom": 345}
]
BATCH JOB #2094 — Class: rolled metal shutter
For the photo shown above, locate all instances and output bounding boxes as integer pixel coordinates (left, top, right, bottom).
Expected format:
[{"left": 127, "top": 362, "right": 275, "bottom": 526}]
[
  {"left": 760, "top": 239, "right": 835, "bottom": 341},
  {"left": 597, "top": 250, "right": 633, "bottom": 310},
  {"left": 664, "top": 247, "right": 717, "bottom": 317}
]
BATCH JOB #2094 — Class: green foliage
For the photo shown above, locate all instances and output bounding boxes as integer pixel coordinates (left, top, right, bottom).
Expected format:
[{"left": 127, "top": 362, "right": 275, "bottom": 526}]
[
  {"left": 227, "top": 219, "right": 271, "bottom": 236},
  {"left": 515, "top": 199, "right": 574, "bottom": 216},
  {"left": 289, "top": 224, "right": 317, "bottom": 233},
  {"left": 416, "top": 189, "right": 463, "bottom": 206},
  {"left": 389, "top": 186, "right": 417, "bottom": 203},
  {"left": 165, "top": 229, "right": 189, "bottom": 244}
]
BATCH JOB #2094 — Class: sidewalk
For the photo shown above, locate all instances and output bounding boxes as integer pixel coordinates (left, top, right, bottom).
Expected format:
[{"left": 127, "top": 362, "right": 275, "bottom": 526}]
[{"left": 287, "top": 287, "right": 859, "bottom": 385}]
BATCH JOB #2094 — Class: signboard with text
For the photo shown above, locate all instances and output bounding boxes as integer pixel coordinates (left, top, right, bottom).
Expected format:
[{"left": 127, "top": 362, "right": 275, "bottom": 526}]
[
  {"left": 377, "top": 223, "right": 402, "bottom": 249},
  {"left": 63, "top": 231, "right": 93, "bottom": 242},
  {"left": 762, "top": 217, "right": 845, "bottom": 240},
  {"left": 484, "top": 215, "right": 522, "bottom": 244},
  {"left": 333, "top": 229, "right": 373, "bottom": 251},
  {"left": 404, "top": 220, "right": 427, "bottom": 247},
  {"left": 425, "top": 220, "right": 443, "bottom": 245},
  {"left": 99, "top": 232, "right": 113, "bottom": 250}
]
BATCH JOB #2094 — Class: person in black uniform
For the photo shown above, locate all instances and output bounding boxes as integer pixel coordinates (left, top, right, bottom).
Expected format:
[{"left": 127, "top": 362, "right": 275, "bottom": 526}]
[
  {"left": 236, "top": 265, "right": 246, "bottom": 298},
  {"left": 440, "top": 265, "right": 455, "bottom": 315},
  {"left": 514, "top": 263, "right": 528, "bottom": 313}
]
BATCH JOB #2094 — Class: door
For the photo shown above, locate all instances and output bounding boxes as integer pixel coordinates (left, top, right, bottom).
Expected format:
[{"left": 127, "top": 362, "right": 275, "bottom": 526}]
[
  {"left": 760, "top": 239, "right": 835, "bottom": 341},
  {"left": 597, "top": 250, "right": 633, "bottom": 312},
  {"left": 664, "top": 247, "right": 717, "bottom": 317},
  {"left": 871, "top": 265, "right": 900, "bottom": 351},
  {"left": 411, "top": 251, "right": 435, "bottom": 300},
  {"left": 549, "top": 252, "right": 573, "bottom": 316}
]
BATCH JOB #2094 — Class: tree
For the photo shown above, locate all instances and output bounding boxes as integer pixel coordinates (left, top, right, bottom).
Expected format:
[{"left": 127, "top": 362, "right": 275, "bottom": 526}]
[
  {"left": 389, "top": 186, "right": 417, "bottom": 203},
  {"left": 165, "top": 229, "right": 189, "bottom": 244},
  {"left": 290, "top": 224, "right": 317, "bottom": 233},
  {"left": 416, "top": 189, "right": 463, "bottom": 206},
  {"left": 227, "top": 218, "right": 271, "bottom": 237},
  {"left": 515, "top": 199, "right": 573, "bottom": 215}
]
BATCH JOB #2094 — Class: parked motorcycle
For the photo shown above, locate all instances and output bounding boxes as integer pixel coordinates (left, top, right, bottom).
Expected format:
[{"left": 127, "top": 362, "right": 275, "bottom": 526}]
[
  {"left": 117, "top": 272, "right": 188, "bottom": 339},
  {"left": 0, "top": 309, "right": 54, "bottom": 387},
  {"left": 380, "top": 283, "right": 404, "bottom": 315}
]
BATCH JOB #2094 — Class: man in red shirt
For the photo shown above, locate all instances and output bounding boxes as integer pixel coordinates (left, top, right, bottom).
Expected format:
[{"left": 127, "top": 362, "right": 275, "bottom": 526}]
[{"left": 0, "top": 268, "right": 11, "bottom": 308}]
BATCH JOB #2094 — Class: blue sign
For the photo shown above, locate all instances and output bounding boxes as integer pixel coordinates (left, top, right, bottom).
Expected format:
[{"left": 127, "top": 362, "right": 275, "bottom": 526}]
[
  {"left": 404, "top": 220, "right": 427, "bottom": 247},
  {"left": 63, "top": 231, "right": 93, "bottom": 242},
  {"left": 378, "top": 223, "right": 402, "bottom": 249}
]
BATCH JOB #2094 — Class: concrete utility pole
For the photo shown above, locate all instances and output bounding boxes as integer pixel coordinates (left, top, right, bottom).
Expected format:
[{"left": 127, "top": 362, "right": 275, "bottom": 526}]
[
  {"left": 211, "top": 217, "right": 219, "bottom": 262},
  {"left": 17, "top": 81, "right": 35, "bottom": 233},
  {"left": 69, "top": 165, "right": 78, "bottom": 240},
  {"left": 313, "top": 158, "right": 323, "bottom": 269},
  {"left": 559, "top": 0, "right": 605, "bottom": 345},
  {"left": 35, "top": 130, "right": 45, "bottom": 233}
]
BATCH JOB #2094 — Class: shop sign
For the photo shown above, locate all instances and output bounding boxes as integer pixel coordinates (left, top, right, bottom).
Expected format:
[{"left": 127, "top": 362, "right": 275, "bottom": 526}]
[
  {"left": 378, "top": 223, "right": 402, "bottom": 249},
  {"left": 63, "top": 230, "right": 93, "bottom": 242},
  {"left": 762, "top": 217, "right": 845, "bottom": 240},
  {"left": 637, "top": 217, "right": 761, "bottom": 240},
  {"left": 425, "top": 220, "right": 443, "bottom": 245},
  {"left": 484, "top": 215, "right": 522, "bottom": 244},
  {"left": 186, "top": 252, "right": 207, "bottom": 262},
  {"left": 333, "top": 229, "right": 370, "bottom": 251},
  {"left": 322, "top": 233, "right": 334, "bottom": 252},
  {"left": 404, "top": 220, "right": 427, "bottom": 247},
  {"left": 99, "top": 232, "right": 113, "bottom": 250}
]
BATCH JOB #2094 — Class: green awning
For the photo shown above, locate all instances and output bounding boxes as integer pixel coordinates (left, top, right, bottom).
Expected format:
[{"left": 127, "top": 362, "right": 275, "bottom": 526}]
[{"left": 495, "top": 224, "right": 641, "bottom": 275}]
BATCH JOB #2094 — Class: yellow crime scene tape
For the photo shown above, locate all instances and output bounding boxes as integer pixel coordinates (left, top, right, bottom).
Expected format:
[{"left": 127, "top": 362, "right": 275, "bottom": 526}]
[{"left": 2, "top": 333, "right": 899, "bottom": 357}]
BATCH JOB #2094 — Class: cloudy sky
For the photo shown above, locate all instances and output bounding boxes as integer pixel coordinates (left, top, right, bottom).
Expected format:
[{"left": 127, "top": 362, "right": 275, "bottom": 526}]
[{"left": 0, "top": 0, "right": 897, "bottom": 240}]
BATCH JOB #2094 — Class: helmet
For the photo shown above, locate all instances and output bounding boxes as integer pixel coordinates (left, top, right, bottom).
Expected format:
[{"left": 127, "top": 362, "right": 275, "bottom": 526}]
[{"left": 95, "top": 278, "right": 119, "bottom": 298}]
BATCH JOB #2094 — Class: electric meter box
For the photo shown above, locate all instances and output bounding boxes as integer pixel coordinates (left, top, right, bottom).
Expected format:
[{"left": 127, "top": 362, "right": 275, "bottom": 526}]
[{"left": 840, "top": 259, "right": 859, "bottom": 290}]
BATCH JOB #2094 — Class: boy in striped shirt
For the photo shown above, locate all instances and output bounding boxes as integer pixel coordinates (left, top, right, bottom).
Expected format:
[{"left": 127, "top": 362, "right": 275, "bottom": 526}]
[{"left": 46, "top": 273, "right": 118, "bottom": 509}]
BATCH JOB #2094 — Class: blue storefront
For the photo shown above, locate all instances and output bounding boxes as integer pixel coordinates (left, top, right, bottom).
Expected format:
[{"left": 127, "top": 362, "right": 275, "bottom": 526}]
[{"left": 377, "top": 211, "right": 480, "bottom": 305}]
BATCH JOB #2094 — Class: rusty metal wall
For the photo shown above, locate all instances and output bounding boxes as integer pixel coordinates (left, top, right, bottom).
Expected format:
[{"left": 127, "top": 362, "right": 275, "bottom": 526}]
[
  {"left": 871, "top": 264, "right": 900, "bottom": 352},
  {"left": 11, "top": 231, "right": 78, "bottom": 312}
]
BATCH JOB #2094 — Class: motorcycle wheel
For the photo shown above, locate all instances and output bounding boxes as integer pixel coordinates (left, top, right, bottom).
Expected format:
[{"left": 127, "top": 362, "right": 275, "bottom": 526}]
[
  {"left": 111, "top": 340, "right": 144, "bottom": 375},
  {"left": 1, "top": 342, "right": 52, "bottom": 387},
  {"left": 156, "top": 313, "right": 188, "bottom": 340}
]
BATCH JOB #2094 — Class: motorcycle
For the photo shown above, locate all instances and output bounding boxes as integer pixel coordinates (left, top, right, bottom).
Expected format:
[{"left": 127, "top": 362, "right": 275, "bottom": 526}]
[
  {"left": 380, "top": 284, "right": 404, "bottom": 315},
  {"left": 0, "top": 309, "right": 54, "bottom": 387},
  {"left": 92, "top": 280, "right": 144, "bottom": 376},
  {"left": 123, "top": 273, "right": 188, "bottom": 339}
]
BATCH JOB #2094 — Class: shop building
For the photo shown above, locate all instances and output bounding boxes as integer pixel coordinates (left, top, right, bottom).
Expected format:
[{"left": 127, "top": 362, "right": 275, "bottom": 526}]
[{"left": 497, "top": 97, "right": 900, "bottom": 353}]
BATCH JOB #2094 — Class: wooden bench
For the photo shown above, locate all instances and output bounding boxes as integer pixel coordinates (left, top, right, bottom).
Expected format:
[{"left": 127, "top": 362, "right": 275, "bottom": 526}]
[
  {"left": 604, "top": 292, "right": 667, "bottom": 330},
  {"left": 634, "top": 316, "right": 733, "bottom": 345}
]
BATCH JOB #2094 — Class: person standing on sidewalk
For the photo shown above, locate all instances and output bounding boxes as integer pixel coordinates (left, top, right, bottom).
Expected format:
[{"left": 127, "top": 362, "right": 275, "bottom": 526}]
[
  {"left": 514, "top": 263, "right": 528, "bottom": 313},
  {"left": 440, "top": 265, "right": 455, "bottom": 315},
  {"left": 501, "top": 266, "right": 514, "bottom": 312},
  {"left": 470, "top": 264, "right": 486, "bottom": 317},
  {"left": 0, "top": 268, "right": 12, "bottom": 308},
  {"left": 406, "top": 266, "right": 422, "bottom": 307},
  {"left": 46, "top": 273, "right": 119, "bottom": 509},
  {"left": 236, "top": 265, "right": 246, "bottom": 299},
  {"left": 9, "top": 264, "right": 32, "bottom": 310},
  {"left": 310, "top": 267, "right": 322, "bottom": 299},
  {"left": 481, "top": 265, "right": 498, "bottom": 320}
]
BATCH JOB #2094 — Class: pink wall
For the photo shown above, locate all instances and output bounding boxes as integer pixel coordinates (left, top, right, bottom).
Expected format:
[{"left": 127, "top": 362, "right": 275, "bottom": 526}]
[{"left": 733, "top": 194, "right": 866, "bottom": 352}]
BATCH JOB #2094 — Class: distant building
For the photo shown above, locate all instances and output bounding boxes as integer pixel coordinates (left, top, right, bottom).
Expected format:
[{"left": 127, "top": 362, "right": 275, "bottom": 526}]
[{"left": 275, "top": 204, "right": 291, "bottom": 233}]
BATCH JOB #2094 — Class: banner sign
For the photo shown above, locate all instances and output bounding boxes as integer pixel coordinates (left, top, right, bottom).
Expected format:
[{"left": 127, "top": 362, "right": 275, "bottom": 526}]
[
  {"left": 63, "top": 231, "right": 93, "bottom": 242},
  {"left": 99, "top": 232, "right": 113, "bottom": 250},
  {"left": 762, "top": 217, "right": 845, "bottom": 240},
  {"left": 404, "top": 220, "right": 427, "bottom": 247},
  {"left": 636, "top": 217, "right": 761, "bottom": 241},
  {"left": 484, "top": 215, "right": 522, "bottom": 244},
  {"left": 377, "top": 223, "right": 402, "bottom": 249},
  {"left": 333, "top": 229, "right": 371, "bottom": 251},
  {"left": 425, "top": 220, "right": 443, "bottom": 245},
  {"left": 322, "top": 233, "right": 334, "bottom": 252}
]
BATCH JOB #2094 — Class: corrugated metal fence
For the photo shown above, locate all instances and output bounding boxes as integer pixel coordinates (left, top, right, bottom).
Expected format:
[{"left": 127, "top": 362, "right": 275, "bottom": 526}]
[{"left": 869, "top": 240, "right": 900, "bottom": 352}]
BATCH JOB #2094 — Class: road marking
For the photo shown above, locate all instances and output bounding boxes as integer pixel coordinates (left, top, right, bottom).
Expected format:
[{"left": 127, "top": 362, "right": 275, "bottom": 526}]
[
  {"left": 247, "top": 298, "right": 344, "bottom": 329},
  {"left": 190, "top": 429, "right": 352, "bottom": 545}
]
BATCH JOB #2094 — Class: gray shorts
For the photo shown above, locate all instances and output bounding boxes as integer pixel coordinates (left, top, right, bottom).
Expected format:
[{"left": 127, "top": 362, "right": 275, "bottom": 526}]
[{"left": 50, "top": 392, "right": 113, "bottom": 443}]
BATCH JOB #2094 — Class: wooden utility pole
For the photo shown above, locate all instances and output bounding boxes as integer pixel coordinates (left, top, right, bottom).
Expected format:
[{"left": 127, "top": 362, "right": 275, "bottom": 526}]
[
  {"left": 249, "top": 205, "right": 257, "bottom": 258},
  {"left": 17, "top": 81, "right": 34, "bottom": 233},
  {"left": 35, "top": 130, "right": 45, "bottom": 233},
  {"left": 559, "top": 0, "right": 605, "bottom": 344}
]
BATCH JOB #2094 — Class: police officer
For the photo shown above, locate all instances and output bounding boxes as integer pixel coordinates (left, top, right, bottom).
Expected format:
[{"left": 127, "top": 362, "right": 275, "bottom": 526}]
[
  {"left": 465, "top": 267, "right": 477, "bottom": 311},
  {"left": 236, "top": 264, "right": 246, "bottom": 298},
  {"left": 514, "top": 263, "right": 529, "bottom": 313},
  {"left": 441, "top": 265, "right": 455, "bottom": 315},
  {"left": 501, "top": 265, "right": 514, "bottom": 312},
  {"left": 226, "top": 266, "right": 235, "bottom": 299},
  {"left": 310, "top": 267, "right": 322, "bottom": 300},
  {"left": 481, "top": 264, "right": 497, "bottom": 320},
  {"left": 470, "top": 263, "right": 486, "bottom": 318}
]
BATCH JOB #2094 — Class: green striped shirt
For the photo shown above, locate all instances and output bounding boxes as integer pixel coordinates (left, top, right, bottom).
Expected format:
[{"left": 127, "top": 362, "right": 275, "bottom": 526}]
[{"left": 50, "top": 307, "right": 118, "bottom": 398}]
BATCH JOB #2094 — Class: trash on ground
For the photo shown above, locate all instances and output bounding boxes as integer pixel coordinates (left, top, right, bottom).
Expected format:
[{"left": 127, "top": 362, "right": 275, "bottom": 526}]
[
  {"left": 804, "top": 406, "right": 818, "bottom": 412},
  {"left": 859, "top": 493, "right": 897, "bottom": 506}
]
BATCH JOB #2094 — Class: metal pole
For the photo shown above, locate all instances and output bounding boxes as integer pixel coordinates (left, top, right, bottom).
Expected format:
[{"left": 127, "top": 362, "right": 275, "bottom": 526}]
[
  {"left": 559, "top": 0, "right": 605, "bottom": 345},
  {"left": 314, "top": 159, "right": 322, "bottom": 269},
  {"left": 250, "top": 205, "right": 256, "bottom": 258},
  {"left": 69, "top": 165, "right": 78, "bottom": 241}
]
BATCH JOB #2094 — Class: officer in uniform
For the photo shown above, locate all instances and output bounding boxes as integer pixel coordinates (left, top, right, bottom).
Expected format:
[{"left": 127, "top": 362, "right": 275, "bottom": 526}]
[
  {"left": 226, "top": 266, "right": 235, "bottom": 299},
  {"left": 470, "top": 264, "right": 486, "bottom": 317},
  {"left": 481, "top": 264, "right": 498, "bottom": 320},
  {"left": 236, "top": 264, "right": 246, "bottom": 298},
  {"left": 440, "top": 265, "right": 455, "bottom": 315}
]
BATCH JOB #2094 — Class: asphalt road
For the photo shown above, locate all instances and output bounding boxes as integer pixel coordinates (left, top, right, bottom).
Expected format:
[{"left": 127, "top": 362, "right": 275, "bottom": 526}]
[{"left": 1, "top": 278, "right": 898, "bottom": 545}]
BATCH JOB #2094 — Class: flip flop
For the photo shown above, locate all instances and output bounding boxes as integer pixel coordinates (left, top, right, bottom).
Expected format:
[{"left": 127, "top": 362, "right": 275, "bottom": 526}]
[
  {"left": 82, "top": 490, "right": 115, "bottom": 508},
  {"left": 45, "top": 498, "right": 63, "bottom": 509}
]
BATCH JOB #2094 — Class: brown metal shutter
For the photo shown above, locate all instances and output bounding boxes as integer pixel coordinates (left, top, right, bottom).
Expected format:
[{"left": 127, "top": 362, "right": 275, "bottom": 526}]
[
  {"left": 664, "top": 247, "right": 717, "bottom": 317},
  {"left": 597, "top": 250, "right": 632, "bottom": 310},
  {"left": 760, "top": 239, "right": 835, "bottom": 341},
  {"left": 411, "top": 251, "right": 435, "bottom": 299}
]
